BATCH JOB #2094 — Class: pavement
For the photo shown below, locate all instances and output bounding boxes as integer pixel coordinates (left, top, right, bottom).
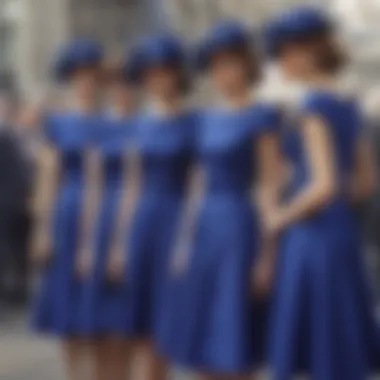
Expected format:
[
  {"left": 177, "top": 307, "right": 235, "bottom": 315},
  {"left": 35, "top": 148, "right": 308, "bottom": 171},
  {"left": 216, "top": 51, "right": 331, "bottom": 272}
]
[
  {"left": 0, "top": 311, "right": 65, "bottom": 380},
  {"left": 0, "top": 310, "right": 379, "bottom": 380},
  {"left": 0, "top": 310, "right": 194, "bottom": 380}
]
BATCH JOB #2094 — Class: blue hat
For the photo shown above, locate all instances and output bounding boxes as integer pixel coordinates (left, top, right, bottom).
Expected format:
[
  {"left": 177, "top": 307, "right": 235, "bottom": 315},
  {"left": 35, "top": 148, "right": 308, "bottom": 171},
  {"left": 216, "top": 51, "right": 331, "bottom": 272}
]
[
  {"left": 195, "top": 20, "right": 253, "bottom": 71},
  {"left": 53, "top": 38, "right": 104, "bottom": 82},
  {"left": 124, "top": 34, "right": 186, "bottom": 83},
  {"left": 264, "top": 7, "right": 333, "bottom": 58}
]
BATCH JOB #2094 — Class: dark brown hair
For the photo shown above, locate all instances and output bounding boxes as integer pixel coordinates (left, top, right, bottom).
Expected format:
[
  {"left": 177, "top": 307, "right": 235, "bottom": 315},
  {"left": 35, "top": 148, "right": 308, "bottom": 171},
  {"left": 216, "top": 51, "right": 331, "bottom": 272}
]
[
  {"left": 298, "top": 32, "right": 347, "bottom": 75},
  {"left": 314, "top": 35, "right": 347, "bottom": 74}
]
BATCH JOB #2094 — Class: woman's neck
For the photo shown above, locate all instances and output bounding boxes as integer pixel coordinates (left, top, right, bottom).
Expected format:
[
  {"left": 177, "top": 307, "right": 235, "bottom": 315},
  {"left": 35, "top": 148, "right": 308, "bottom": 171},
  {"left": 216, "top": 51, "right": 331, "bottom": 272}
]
[
  {"left": 149, "top": 96, "right": 184, "bottom": 117},
  {"left": 111, "top": 104, "right": 133, "bottom": 120},
  {"left": 70, "top": 95, "right": 98, "bottom": 115},
  {"left": 221, "top": 88, "right": 253, "bottom": 110},
  {"left": 303, "top": 73, "right": 338, "bottom": 92}
]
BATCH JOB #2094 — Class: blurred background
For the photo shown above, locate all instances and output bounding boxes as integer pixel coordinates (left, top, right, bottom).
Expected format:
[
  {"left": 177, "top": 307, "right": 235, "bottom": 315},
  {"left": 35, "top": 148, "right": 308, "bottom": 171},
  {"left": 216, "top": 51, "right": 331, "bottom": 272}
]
[{"left": 0, "top": 0, "right": 380, "bottom": 379}]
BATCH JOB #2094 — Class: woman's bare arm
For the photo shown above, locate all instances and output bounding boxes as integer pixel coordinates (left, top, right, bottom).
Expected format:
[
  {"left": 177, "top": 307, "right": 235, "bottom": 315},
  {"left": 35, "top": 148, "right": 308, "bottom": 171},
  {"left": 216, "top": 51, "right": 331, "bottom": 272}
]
[
  {"left": 76, "top": 149, "right": 102, "bottom": 276},
  {"left": 171, "top": 165, "right": 204, "bottom": 275},
  {"left": 31, "top": 140, "right": 59, "bottom": 263},
  {"left": 271, "top": 115, "right": 336, "bottom": 231},
  {"left": 256, "top": 133, "right": 284, "bottom": 222},
  {"left": 253, "top": 132, "right": 284, "bottom": 296},
  {"left": 350, "top": 137, "right": 376, "bottom": 203},
  {"left": 108, "top": 149, "right": 141, "bottom": 273}
]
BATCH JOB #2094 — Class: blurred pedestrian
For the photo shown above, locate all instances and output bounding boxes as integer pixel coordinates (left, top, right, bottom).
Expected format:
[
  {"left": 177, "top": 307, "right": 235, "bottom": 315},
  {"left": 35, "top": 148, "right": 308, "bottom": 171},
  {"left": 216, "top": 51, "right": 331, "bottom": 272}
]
[
  {"left": 31, "top": 38, "right": 104, "bottom": 380},
  {"left": 263, "top": 6, "right": 379, "bottom": 379},
  {"left": 80, "top": 61, "right": 136, "bottom": 380},
  {"left": 362, "top": 90, "right": 380, "bottom": 299},
  {"left": 164, "top": 21, "right": 282, "bottom": 379},
  {"left": 122, "top": 34, "right": 196, "bottom": 380},
  {"left": 0, "top": 93, "right": 33, "bottom": 308}
]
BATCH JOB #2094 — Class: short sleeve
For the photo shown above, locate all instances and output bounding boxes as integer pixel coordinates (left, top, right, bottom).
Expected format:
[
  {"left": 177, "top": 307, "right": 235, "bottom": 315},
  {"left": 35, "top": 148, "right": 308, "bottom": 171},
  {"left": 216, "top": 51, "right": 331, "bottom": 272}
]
[
  {"left": 300, "top": 92, "right": 327, "bottom": 118},
  {"left": 256, "top": 104, "right": 282, "bottom": 135},
  {"left": 42, "top": 113, "right": 59, "bottom": 145}
]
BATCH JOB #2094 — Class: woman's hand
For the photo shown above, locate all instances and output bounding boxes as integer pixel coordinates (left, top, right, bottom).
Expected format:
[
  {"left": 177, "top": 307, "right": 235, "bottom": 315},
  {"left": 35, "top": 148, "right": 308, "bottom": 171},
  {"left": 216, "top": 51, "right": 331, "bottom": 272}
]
[
  {"left": 252, "top": 240, "right": 276, "bottom": 298},
  {"left": 252, "top": 257, "right": 275, "bottom": 298},
  {"left": 262, "top": 208, "right": 286, "bottom": 238},
  {"left": 107, "top": 249, "right": 126, "bottom": 283},
  {"left": 30, "top": 230, "right": 52, "bottom": 268},
  {"left": 76, "top": 248, "right": 93, "bottom": 279}
]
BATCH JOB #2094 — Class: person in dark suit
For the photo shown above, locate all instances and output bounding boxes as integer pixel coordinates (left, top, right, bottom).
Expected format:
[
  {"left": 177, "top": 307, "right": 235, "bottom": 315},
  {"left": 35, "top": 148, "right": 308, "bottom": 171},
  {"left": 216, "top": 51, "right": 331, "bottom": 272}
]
[
  {"left": 0, "top": 94, "right": 34, "bottom": 307},
  {"left": 361, "top": 116, "right": 380, "bottom": 301}
]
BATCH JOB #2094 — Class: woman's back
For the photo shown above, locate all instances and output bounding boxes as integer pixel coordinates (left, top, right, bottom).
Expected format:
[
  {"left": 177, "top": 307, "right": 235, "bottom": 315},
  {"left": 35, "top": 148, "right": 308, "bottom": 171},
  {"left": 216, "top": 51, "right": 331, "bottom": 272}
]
[{"left": 283, "top": 90, "right": 361, "bottom": 221}]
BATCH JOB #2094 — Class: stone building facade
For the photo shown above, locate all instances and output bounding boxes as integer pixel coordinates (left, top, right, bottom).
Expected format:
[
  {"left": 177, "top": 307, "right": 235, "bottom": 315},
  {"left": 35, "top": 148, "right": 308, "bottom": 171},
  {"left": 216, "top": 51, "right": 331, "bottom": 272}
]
[
  {"left": 160, "top": 0, "right": 327, "bottom": 40},
  {"left": 0, "top": 0, "right": 380, "bottom": 101},
  {"left": 161, "top": 0, "right": 380, "bottom": 109},
  {"left": 2, "top": 0, "right": 156, "bottom": 100}
]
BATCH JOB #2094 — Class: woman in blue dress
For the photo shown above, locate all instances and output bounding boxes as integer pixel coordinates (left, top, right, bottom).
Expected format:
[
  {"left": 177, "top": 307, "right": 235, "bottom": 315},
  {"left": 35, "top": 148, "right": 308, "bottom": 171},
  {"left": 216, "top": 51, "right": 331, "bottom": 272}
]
[
  {"left": 165, "top": 21, "right": 282, "bottom": 379},
  {"left": 263, "top": 7, "right": 380, "bottom": 380},
  {"left": 80, "top": 63, "right": 136, "bottom": 380},
  {"left": 31, "top": 39, "right": 104, "bottom": 380},
  {"left": 122, "top": 35, "right": 196, "bottom": 380}
]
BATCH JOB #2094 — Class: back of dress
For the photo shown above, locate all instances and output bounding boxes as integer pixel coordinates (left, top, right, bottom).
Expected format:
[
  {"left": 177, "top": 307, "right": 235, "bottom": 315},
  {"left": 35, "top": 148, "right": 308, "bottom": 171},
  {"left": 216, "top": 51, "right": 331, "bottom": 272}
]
[
  {"left": 271, "top": 89, "right": 380, "bottom": 379},
  {"left": 283, "top": 89, "right": 361, "bottom": 222}
]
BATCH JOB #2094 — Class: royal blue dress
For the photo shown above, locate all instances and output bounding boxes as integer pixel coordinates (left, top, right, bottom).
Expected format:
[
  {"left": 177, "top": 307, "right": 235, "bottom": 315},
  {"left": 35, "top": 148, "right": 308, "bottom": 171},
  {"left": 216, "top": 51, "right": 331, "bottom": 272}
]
[
  {"left": 163, "top": 105, "right": 280, "bottom": 374},
  {"left": 269, "top": 90, "right": 380, "bottom": 380},
  {"left": 124, "top": 111, "right": 196, "bottom": 340},
  {"left": 79, "top": 115, "right": 134, "bottom": 336},
  {"left": 32, "top": 112, "right": 97, "bottom": 336}
]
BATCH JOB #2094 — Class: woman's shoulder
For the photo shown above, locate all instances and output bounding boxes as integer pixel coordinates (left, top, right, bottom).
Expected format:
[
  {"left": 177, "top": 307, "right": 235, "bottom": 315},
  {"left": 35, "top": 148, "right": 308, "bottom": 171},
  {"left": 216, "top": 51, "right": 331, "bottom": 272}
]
[{"left": 41, "top": 111, "right": 68, "bottom": 144}]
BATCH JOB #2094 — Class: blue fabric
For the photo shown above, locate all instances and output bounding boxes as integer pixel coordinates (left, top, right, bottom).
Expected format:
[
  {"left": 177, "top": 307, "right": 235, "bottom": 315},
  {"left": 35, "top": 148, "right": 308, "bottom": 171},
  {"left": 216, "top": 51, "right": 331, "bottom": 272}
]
[
  {"left": 263, "top": 6, "right": 333, "bottom": 57},
  {"left": 124, "top": 111, "right": 196, "bottom": 339},
  {"left": 78, "top": 116, "right": 135, "bottom": 336},
  {"left": 54, "top": 39, "right": 103, "bottom": 81},
  {"left": 270, "top": 90, "right": 380, "bottom": 379},
  {"left": 124, "top": 35, "right": 186, "bottom": 83},
  {"left": 161, "top": 105, "right": 280, "bottom": 374},
  {"left": 195, "top": 20, "right": 253, "bottom": 71},
  {"left": 32, "top": 112, "right": 100, "bottom": 336}
]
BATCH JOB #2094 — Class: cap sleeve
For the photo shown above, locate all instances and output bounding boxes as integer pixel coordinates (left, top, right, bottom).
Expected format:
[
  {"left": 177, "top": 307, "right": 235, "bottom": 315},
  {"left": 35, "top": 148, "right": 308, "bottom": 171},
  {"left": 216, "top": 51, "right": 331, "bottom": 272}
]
[
  {"left": 300, "top": 92, "right": 327, "bottom": 118},
  {"left": 42, "top": 112, "right": 59, "bottom": 145}
]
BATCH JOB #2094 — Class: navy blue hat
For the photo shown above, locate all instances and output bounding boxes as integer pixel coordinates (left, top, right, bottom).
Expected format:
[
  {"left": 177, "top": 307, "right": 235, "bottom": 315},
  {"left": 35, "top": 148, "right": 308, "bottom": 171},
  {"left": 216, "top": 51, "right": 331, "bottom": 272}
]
[
  {"left": 264, "top": 7, "right": 334, "bottom": 58},
  {"left": 53, "top": 38, "right": 104, "bottom": 82},
  {"left": 124, "top": 34, "right": 186, "bottom": 83},
  {"left": 195, "top": 20, "right": 253, "bottom": 71}
]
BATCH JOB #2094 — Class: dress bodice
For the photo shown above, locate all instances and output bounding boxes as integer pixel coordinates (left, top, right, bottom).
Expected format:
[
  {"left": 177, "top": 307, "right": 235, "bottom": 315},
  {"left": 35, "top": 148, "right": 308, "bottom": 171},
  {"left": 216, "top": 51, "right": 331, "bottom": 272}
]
[
  {"left": 95, "top": 116, "right": 133, "bottom": 187},
  {"left": 44, "top": 112, "right": 97, "bottom": 185},
  {"left": 198, "top": 105, "right": 280, "bottom": 197}
]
